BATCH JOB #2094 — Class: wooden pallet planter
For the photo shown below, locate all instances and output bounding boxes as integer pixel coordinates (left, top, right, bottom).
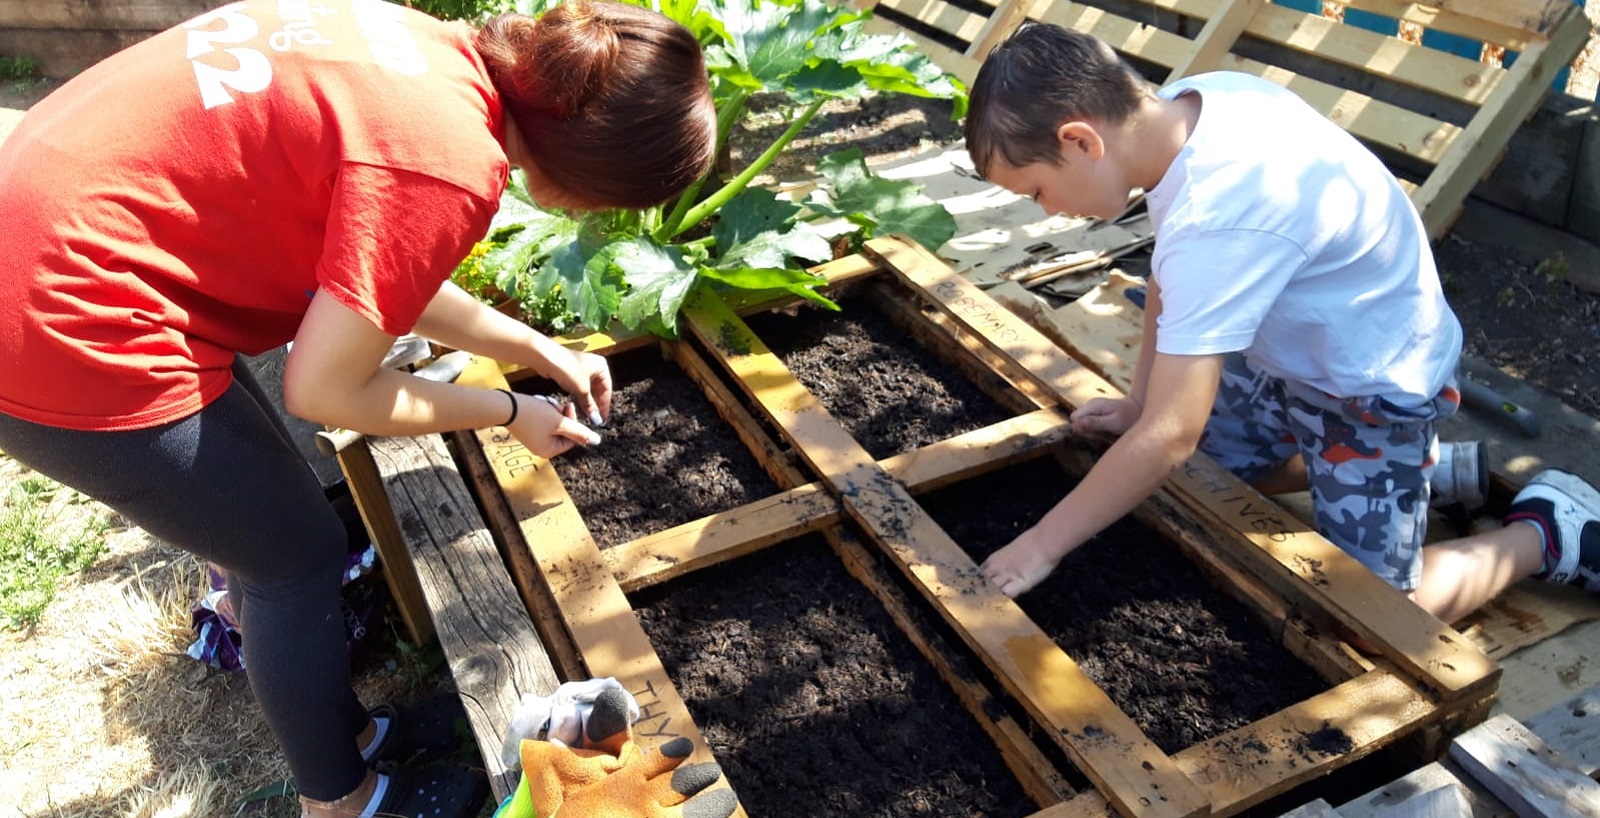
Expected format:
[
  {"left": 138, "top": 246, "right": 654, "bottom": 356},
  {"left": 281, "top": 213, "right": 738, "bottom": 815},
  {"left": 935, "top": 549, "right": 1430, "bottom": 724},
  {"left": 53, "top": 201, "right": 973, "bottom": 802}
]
[
  {"left": 851, "top": 0, "right": 1590, "bottom": 241},
  {"left": 343, "top": 236, "right": 1499, "bottom": 816}
]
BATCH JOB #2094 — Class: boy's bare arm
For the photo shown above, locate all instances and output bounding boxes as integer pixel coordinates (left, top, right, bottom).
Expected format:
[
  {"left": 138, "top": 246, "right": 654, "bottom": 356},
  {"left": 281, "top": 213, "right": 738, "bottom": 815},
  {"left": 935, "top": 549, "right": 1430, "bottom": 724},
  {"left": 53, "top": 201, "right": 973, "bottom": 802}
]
[{"left": 982, "top": 347, "right": 1222, "bottom": 596}]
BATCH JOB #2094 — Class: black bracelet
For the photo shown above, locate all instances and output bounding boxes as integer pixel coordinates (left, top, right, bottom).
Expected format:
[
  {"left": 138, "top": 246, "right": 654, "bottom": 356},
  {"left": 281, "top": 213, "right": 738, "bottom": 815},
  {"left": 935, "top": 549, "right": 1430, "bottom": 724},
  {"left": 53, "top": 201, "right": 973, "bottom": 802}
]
[{"left": 496, "top": 388, "right": 518, "bottom": 427}]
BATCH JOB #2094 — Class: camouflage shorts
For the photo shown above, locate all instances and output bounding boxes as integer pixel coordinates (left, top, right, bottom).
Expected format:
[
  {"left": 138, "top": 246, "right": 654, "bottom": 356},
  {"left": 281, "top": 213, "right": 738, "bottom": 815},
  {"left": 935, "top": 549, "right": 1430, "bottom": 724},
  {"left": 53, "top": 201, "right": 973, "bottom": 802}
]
[{"left": 1198, "top": 353, "right": 1460, "bottom": 591}]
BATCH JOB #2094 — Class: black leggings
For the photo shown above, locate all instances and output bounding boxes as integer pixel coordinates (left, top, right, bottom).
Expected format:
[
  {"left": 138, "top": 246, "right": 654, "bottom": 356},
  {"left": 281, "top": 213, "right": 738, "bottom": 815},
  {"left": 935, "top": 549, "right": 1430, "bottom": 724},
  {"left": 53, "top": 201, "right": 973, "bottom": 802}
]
[{"left": 0, "top": 357, "right": 368, "bottom": 800}]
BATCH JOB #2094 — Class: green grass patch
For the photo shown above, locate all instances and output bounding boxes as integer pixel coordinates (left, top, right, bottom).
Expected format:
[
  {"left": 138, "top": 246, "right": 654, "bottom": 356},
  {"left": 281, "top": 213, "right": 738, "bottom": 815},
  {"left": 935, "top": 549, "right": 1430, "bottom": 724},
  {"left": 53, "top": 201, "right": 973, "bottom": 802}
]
[
  {"left": 1, "top": 470, "right": 109, "bottom": 629},
  {"left": 0, "top": 55, "right": 40, "bottom": 81}
]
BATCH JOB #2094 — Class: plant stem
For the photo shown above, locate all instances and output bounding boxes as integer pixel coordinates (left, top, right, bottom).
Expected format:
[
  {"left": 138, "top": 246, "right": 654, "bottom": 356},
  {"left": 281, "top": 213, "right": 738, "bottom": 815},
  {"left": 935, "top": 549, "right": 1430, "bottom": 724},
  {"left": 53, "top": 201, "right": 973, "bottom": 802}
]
[
  {"left": 658, "top": 88, "right": 751, "bottom": 241},
  {"left": 663, "top": 96, "right": 827, "bottom": 241}
]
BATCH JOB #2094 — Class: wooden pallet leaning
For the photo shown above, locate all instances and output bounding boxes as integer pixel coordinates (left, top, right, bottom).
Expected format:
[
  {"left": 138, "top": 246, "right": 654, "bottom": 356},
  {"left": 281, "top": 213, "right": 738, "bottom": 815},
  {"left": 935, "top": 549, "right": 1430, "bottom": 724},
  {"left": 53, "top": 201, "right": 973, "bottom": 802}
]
[
  {"left": 343, "top": 239, "right": 1499, "bottom": 816},
  {"left": 851, "top": 0, "right": 1590, "bottom": 240},
  {"left": 1282, "top": 684, "right": 1600, "bottom": 817}
]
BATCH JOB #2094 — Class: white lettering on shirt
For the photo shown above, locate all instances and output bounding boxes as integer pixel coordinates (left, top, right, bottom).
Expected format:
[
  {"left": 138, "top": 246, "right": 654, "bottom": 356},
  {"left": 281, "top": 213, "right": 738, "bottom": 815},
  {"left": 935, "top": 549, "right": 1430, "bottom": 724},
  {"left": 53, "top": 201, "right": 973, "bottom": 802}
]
[
  {"left": 269, "top": 0, "right": 338, "bottom": 52},
  {"left": 351, "top": 0, "right": 428, "bottom": 76},
  {"left": 183, "top": 2, "right": 274, "bottom": 109}
]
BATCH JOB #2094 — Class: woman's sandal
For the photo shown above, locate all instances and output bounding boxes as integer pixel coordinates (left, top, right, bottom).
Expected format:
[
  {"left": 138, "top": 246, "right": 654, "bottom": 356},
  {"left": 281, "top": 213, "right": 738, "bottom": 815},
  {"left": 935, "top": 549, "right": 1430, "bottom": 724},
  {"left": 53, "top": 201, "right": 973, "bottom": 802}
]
[
  {"left": 365, "top": 693, "right": 471, "bottom": 766},
  {"left": 373, "top": 762, "right": 490, "bottom": 818}
]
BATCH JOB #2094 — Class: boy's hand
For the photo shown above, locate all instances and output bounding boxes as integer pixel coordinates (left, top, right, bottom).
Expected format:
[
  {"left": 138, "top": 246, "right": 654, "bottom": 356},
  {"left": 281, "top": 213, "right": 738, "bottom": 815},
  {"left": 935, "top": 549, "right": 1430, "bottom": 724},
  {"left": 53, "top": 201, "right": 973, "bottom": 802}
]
[
  {"left": 1070, "top": 396, "right": 1142, "bottom": 436},
  {"left": 981, "top": 527, "right": 1065, "bottom": 598}
]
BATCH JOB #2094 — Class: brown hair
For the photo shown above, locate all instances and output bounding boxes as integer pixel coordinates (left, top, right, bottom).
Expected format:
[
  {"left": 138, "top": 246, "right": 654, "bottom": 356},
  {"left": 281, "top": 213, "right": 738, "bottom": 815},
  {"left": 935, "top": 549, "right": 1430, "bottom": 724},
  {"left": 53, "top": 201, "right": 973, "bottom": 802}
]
[
  {"left": 475, "top": 0, "right": 716, "bottom": 210},
  {"left": 965, "top": 22, "right": 1151, "bottom": 179}
]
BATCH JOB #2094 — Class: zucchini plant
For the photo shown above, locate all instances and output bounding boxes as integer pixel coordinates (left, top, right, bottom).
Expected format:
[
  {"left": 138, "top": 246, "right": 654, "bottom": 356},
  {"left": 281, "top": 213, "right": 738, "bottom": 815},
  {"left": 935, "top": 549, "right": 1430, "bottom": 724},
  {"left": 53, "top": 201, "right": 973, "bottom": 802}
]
[{"left": 456, "top": 0, "right": 966, "bottom": 336}]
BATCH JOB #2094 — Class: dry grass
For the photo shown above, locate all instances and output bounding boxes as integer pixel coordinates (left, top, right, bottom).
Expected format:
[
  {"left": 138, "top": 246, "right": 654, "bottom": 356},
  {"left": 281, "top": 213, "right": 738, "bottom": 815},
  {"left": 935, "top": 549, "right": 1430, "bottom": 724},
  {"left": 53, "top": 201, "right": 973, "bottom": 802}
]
[{"left": 0, "top": 457, "right": 451, "bottom": 818}]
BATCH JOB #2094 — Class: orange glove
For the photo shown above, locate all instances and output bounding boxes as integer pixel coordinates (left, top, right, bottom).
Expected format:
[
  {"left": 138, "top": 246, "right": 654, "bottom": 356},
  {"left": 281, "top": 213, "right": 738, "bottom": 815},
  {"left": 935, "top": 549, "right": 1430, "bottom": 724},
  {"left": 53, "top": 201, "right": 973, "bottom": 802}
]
[
  {"left": 559, "top": 736, "right": 737, "bottom": 818},
  {"left": 497, "top": 688, "right": 737, "bottom": 818}
]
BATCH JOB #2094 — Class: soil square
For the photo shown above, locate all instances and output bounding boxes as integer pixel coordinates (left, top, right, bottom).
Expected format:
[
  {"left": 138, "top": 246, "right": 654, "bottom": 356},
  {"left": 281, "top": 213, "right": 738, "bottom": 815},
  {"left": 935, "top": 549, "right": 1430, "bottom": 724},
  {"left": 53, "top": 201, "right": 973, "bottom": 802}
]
[
  {"left": 920, "top": 456, "right": 1333, "bottom": 754},
  {"left": 632, "top": 534, "right": 1036, "bottom": 818},
  {"left": 743, "top": 294, "right": 1015, "bottom": 459},
  {"left": 547, "top": 346, "right": 782, "bottom": 547}
]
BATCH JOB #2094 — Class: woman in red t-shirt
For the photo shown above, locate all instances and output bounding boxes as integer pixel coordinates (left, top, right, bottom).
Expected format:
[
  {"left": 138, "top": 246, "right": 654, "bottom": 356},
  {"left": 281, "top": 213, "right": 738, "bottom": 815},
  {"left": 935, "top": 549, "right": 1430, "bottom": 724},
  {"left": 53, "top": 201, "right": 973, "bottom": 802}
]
[{"left": 0, "top": 2, "right": 718, "bottom": 816}]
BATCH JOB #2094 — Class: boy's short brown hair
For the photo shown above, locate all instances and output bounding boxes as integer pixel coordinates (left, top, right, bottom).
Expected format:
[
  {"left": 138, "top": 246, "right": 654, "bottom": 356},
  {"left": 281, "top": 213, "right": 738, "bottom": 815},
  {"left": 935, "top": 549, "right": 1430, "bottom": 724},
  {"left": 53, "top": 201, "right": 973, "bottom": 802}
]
[{"left": 965, "top": 23, "right": 1151, "bottom": 179}]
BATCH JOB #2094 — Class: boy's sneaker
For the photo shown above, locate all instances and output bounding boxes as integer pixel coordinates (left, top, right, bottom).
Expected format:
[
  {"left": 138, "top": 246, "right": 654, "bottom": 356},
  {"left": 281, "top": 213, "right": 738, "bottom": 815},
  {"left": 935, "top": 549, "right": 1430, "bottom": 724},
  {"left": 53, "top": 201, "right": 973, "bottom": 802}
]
[
  {"left": 1431, "top": 440, "right": 1488, "bottom": 511},
  {"left": 1507, "top": 469, "right": 1600, "bottom": 591}
]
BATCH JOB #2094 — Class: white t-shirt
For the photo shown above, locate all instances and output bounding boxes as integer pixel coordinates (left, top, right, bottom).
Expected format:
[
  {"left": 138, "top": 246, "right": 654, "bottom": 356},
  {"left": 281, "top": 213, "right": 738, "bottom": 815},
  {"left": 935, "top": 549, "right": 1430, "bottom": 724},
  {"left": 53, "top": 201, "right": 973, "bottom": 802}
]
[{"left": 1144, "top": 72, "right": 1461, "bottom": 406}]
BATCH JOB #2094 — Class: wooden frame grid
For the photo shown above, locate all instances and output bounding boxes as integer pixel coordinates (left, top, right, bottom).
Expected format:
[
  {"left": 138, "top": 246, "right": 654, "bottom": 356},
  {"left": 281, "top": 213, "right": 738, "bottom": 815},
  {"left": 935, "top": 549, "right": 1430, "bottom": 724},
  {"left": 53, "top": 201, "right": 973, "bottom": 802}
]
[
  {"left": 343, "top": 237, "right": 1498, "bottom": 816},
  {"left": 849, "top": 0, "right": 1590, "bottom": 240}
]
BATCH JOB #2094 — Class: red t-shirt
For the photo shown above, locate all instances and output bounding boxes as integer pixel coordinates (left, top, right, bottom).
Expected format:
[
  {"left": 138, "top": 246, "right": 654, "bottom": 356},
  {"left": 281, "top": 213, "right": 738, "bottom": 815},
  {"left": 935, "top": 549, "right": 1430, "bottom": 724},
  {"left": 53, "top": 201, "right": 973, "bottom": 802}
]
[{"left": 0, "top": 0, "right": 508, "bottom": 431}]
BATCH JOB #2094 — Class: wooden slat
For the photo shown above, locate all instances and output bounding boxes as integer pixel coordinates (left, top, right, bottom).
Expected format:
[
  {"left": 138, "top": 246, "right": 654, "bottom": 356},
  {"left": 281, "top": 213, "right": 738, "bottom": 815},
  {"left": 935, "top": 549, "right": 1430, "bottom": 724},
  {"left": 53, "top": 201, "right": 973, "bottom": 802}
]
[
  {"left": 867, "top": 234, "right": 1500, "bottom": 705},
  {"left": 1034, "top": 668, "right": 1437, "bottom": 817},
  {"left": 1033, "top": 1, "right": 1460, "bottom": 166},
  {"left": 1412, "top": 4, "right": 1591, "bottom": 240},
  {"left": 451, "top": 430, "right": 587, "bottom": 680},
  {"left": 664, "top": 335, "right": 1078, "bottom": 808},
  {"left": 1522, "top": 687, "right": 1600, "bottom": 773},
  {"left": 1157, "top": 0, "right": 1505, "bottom": 105},
  {"left": 683, "top": 286, "right": 1209, "bottom": 818},
  {"left": 607, "top": 407, "right": 1075, "bottom": 592},
  {"left": 335, "top": 442, "right": 434, "bottom": 646},
  {"left": 1341, "top": 0, "right": 1540, "bottom": 48},
  {"left": 454, "top": 356, "right": 747, "bottom": 816},
  {"left": 360, "top": 430, "right": 562, "bottom": 799},
  {"left": 1392, "top": 784, "right": 1476, "bottom": 818},
  {"left": 1449, "top": 714, "right": 1600, "bottom": 818},
  {"left": 1337, "top": 761, "right": 1511, "bottom": 818},
  {"left": 877, "top": 0, "right": 992, "bottom": 42},
  {"left": 967, "top": 0, "right": 1048, "bottom": 62},
  {"left": 862, "top": 15, "right": 983, "bottom": 84},
  {"left": 1277, "top": 800, "right": 1340, "bottom": 818},
  {"left": 1166, "top": 0, "right": 1268, "bottom": 82}
]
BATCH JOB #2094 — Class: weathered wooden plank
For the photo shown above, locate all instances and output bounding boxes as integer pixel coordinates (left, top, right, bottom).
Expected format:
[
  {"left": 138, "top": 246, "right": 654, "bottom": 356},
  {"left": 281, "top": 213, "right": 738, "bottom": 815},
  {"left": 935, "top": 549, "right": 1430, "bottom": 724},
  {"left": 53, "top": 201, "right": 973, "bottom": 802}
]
[
  {"left": 450, "top": 429, "right": 587, "bottom": 681},
  {"left": 1166, "top": 0, "right": 1267, "bottom": 82},
  {"left": 683, "top": 285, "right": 1209, "bottom": 818},
  {"left": 1172, "top": 669, "right": 1437, "bottom": 815},
  {"left": 1412, "top": 5, "right": 1592, "bottom": 240},
  {"left": 1033, "top": 669, "right": 1438, "bottom": 817},
  {"left": 1337, "top": 760, "right": 1512, "bottom": 818},
  {"left": 1031, "top": 1, "right": 1460, "bottom": 166},
  {"left": 453, "top": 355, "right": 747, "bottom": 816},
  {"left": 362, "top": 430, "right": 561, "bottom": 799},
  {"left": 1389, "top": 784, "right": 1476, "bottom": 818},
  {"left": 1276, "top": 799, "right": 1340, "bottom": 818},
  {"left": 1155, "top": 0, "right": 1505, "bottom": 105},
  {"left": 1522, "top": 687, "right": 1600, "bottom": 774},
  {"left": 868, "top": 234, "right": 1500, "bottom": 705},
  {"left": 665, "top": 334, "right": 1077, "bottom": 808},
  {"left": 335, "top": 441, "right": 434, "bottom": 646},
  {"left": 1449, "top": 713, "right": 1600, "bottom": 818}
]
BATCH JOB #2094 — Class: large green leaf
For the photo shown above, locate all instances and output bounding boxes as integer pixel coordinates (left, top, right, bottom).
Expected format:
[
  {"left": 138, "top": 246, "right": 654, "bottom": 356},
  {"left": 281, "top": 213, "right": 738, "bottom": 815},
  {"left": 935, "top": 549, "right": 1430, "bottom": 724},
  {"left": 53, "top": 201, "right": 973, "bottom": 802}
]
[
  {"left": 611, "top": 238, "right": 702, "bottom": 335},
  {"left": 812, "top": 149, "right": 957, "bottom": 253},
  {"left": 536, "top": 233, "right": 626, "bottom": 331},
  {"left": 711, "top": 188, "right": 831, "bottom": 270},
  {"left": 700, "top": 264, "right": 837, "bottom": 311}
]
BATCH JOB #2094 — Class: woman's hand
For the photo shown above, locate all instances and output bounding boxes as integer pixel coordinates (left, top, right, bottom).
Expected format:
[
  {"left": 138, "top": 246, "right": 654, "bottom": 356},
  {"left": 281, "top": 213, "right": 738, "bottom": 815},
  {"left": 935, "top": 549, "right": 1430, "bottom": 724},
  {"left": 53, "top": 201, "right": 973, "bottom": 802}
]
[
  {"left": 507, "top": 393, "right": 602, "bottom": 459},
  {"left": 546, "top": 349, "right": 613, "bottom": 429}
]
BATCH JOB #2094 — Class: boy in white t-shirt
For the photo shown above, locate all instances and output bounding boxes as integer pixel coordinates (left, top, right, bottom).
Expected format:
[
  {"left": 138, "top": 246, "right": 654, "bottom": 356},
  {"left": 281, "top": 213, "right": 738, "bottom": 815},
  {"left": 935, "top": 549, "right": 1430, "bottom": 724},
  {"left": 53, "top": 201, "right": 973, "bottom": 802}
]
[{"left": 965, "top": 21, "right": 1600, "bottom": 626}]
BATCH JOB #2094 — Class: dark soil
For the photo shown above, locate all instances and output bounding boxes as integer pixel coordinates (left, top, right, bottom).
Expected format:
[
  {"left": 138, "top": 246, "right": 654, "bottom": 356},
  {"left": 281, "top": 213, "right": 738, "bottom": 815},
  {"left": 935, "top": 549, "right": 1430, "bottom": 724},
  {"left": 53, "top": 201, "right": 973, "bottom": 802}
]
[
  {"left": 743, "top": 293, "right": 1014, "bottom": 459},
  {"left": 632, "top": 536, "right": 1034, "bottom": 818},
  {"left": 918, "top": 457, "right": 1331, "bottom": 755},
  {"left": 1434, "top": 233, "right": 1600, "bottom": 418},
  {"left": 546, "top": 347, "right": 781, "bottom": 547}
]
